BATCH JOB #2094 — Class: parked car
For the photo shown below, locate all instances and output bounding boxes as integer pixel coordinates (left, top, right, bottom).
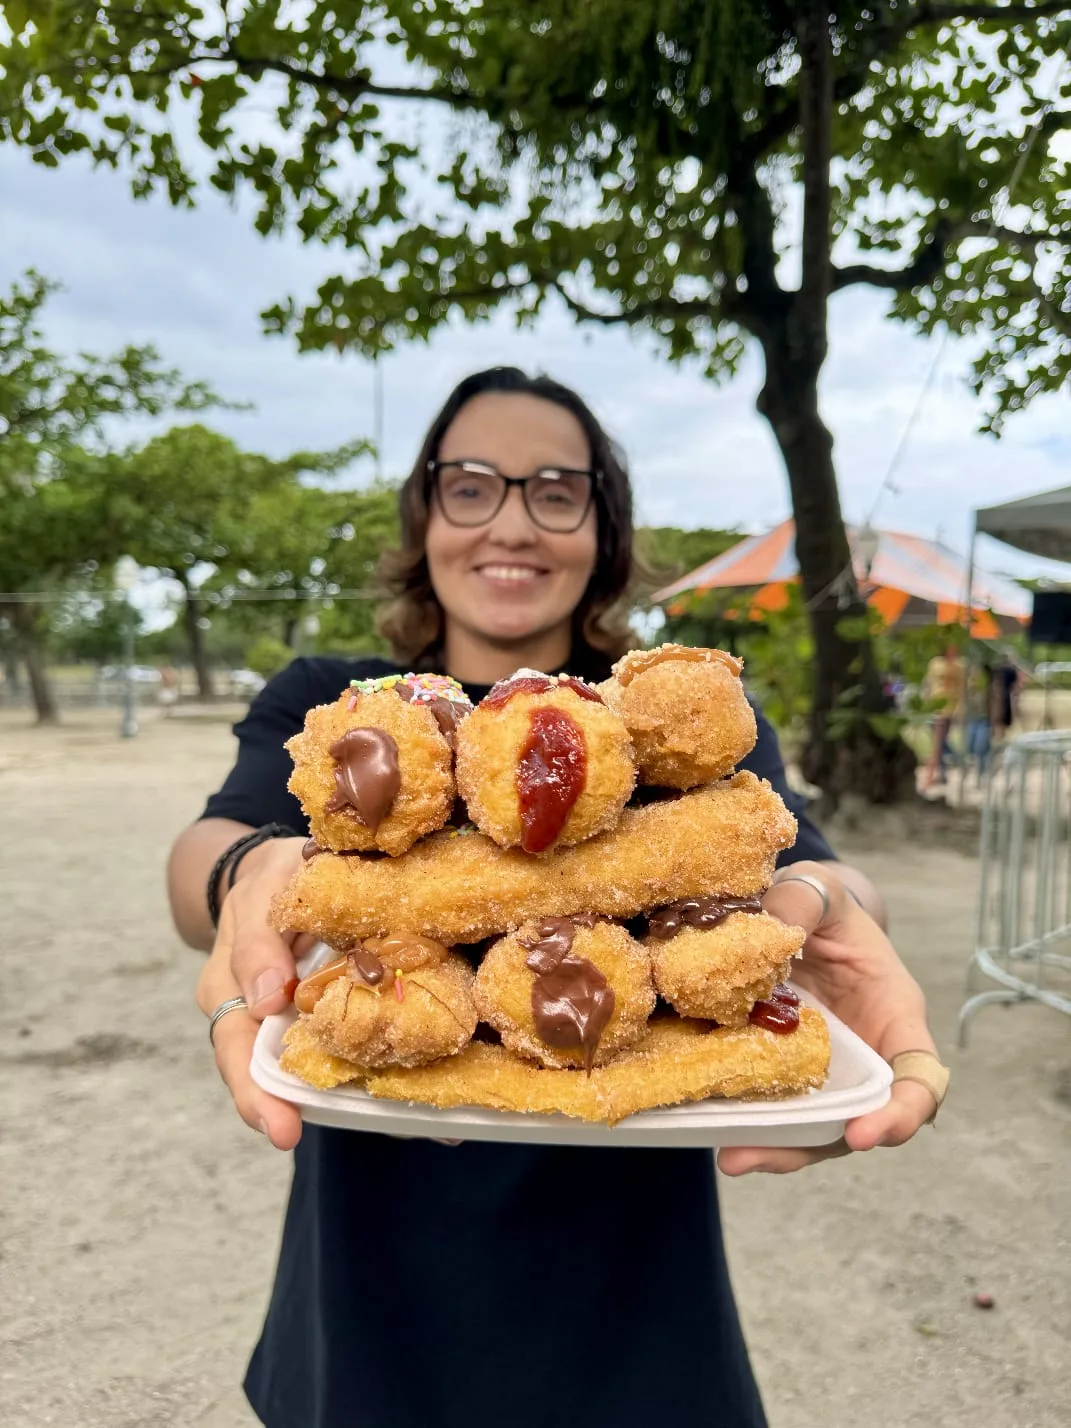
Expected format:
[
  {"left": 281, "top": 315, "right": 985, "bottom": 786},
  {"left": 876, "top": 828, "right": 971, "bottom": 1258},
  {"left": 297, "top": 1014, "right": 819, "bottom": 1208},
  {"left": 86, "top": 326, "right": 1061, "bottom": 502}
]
[{"left": 228, "top": 668, "right": 266, "bottom": 696}]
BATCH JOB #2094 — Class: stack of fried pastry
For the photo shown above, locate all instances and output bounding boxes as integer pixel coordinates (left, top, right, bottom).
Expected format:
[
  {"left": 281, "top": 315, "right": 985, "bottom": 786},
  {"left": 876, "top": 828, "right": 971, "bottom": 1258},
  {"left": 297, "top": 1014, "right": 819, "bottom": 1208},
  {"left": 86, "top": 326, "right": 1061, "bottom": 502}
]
[{"left": 271, "top": 653, "right": 831, "bottom": 1124}]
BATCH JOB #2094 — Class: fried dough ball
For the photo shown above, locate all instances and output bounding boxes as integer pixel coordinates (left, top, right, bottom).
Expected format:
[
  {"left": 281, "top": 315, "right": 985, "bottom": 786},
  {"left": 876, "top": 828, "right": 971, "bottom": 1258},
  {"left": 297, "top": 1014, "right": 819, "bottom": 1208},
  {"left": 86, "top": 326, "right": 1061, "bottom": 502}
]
[
  {"left": 474, "top": 919, "right": 656, "bottom": 1070},
  {"left": 286, "top": 674, "right": 471, "bottom": 856},
  {"left": 455, "top": 674, "right": 635, "bottom": 852},
  {"left": 273, "top": 772, "right": 798, "bottom": 946},
  {"left": 648, "top": 911, "right": 805, "bottom": 1025},
  {"left": 598, "top": 645, "right": 757, "bottom": 788},
  {"left": 301, "top": 952, "right": 477, "bottom": 1069},
  {"left": 362, "top": 1009, "right": 831, "bottom": 1125}
]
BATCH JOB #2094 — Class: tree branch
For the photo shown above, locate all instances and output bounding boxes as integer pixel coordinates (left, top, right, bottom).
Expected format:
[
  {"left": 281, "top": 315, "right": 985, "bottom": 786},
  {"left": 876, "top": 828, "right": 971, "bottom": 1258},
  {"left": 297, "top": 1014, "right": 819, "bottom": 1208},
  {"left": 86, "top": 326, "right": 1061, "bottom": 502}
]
[
  {"left": 796, "top": 3, "right": 834, "bottom": 337},
  {"left": 740, "top": 0, "right": 1071, "bottom": 166},
  {"left": 833, "top": 216, "right": 1070, "bottom": 291},
  {"left": 962, "top": 219, "right": 1071, "bottom": 248},
  {"left": 549, "top": 279, "right": 734, "bottom": 327},
  {"left": 360, "top": 274, "right": 729, "bottom": 333},
  {"left": 1027, "top": 274, "right": 1071, "bottom": 336},
  {"left": 550, "top": 285, "right": 626, "bottom": 325},
  {"left": 148, "top": 41, "right": 479, "bottom": 111},
  {"left": 908, "top": 1, "right": 1071, "bottom": 24},
  {"left": 226, "top": 51, "right": 479, "bottom": 108}
]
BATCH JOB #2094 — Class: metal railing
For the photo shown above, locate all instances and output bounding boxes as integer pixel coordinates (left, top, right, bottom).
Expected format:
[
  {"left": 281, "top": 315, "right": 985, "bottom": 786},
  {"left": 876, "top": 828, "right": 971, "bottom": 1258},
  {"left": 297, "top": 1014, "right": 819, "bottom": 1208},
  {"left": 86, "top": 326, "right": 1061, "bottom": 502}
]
[{"left": 960, "top": 730, "right": 1071, "bottom": 1042}]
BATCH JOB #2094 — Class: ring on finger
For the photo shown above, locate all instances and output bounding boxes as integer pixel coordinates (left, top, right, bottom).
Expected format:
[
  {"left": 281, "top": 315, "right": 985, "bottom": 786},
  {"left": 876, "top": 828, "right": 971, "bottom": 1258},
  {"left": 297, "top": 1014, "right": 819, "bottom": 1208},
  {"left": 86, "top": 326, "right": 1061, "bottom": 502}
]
[
  {"left": 208, "top": 995, "right": 248, "bottom": 1048},
  {"left": 772, "top": 872, "right": 830, "bottom": 921}
]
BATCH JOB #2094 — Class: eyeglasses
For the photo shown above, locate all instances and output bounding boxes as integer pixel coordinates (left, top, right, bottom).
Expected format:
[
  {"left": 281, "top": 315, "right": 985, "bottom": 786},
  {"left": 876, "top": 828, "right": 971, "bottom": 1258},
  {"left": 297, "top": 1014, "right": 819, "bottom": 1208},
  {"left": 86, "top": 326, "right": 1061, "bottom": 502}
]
[{"left": 427, "top": 459, "right": 598, "bottom": 533}]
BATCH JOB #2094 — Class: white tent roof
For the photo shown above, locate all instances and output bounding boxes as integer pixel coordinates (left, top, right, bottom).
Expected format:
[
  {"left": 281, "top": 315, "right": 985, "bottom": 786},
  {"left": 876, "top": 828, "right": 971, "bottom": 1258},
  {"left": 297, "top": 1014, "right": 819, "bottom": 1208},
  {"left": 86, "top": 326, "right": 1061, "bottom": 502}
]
[{"left": 976, "top": 486, "right": 1071, "bottom": 562}]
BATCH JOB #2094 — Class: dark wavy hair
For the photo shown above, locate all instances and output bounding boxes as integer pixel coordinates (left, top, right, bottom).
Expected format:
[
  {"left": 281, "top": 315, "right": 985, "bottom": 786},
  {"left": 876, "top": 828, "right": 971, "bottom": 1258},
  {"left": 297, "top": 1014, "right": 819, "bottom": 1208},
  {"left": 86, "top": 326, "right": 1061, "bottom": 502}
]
[{"left": 377, "top": 367, "right": 638, "bottom": 667}]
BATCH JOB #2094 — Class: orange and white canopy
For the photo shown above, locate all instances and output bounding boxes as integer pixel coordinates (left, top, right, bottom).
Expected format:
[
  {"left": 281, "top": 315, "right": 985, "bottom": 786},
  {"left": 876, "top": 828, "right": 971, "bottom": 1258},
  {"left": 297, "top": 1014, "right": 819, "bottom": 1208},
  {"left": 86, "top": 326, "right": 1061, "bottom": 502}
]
[{"left": 652, "top": 519, "right": 1030, "bottom": 639}]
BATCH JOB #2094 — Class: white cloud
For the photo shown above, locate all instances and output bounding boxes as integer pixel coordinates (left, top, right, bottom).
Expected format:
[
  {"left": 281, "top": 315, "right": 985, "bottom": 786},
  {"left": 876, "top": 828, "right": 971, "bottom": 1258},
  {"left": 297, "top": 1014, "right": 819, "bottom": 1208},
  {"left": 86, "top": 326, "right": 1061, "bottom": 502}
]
[{"left": 3, "top": 143, "right": 1069, "bottom": 589}]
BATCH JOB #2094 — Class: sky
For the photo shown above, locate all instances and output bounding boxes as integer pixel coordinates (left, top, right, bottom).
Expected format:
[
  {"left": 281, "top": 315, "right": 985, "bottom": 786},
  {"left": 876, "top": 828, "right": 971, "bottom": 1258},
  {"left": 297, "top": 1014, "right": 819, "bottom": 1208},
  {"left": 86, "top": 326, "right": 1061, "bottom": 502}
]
[{"left": 4, "top": 135, "right": 1070, "bottom": 590}]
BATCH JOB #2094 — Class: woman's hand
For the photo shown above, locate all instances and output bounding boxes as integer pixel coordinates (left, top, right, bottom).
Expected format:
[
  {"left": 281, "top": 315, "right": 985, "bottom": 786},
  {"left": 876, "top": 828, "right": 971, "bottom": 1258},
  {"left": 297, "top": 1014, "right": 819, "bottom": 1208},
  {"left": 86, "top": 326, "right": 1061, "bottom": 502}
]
[
  {"left": 716, "top": 860, "right": 943, "bottom": 1177},
  {"left": 195, "top": 837, "right": 311, "bottom": 1151}
]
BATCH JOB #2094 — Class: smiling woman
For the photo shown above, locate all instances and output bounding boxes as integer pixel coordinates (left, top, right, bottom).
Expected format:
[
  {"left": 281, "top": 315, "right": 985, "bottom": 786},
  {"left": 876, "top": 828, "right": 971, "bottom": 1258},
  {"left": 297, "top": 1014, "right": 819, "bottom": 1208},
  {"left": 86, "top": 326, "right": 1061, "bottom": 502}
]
[
  {"left": 377, "top": 367, "right": 636, "bottom": 684},
  {"left": 168, "top": 364, "right": 939, "bottom": 1428}
]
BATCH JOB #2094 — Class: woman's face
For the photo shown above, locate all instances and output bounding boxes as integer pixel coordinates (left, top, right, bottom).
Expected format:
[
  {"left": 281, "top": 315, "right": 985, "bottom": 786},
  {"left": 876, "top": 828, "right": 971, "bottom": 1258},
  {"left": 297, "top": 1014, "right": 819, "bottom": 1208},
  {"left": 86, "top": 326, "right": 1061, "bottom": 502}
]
[{"left": 425, "top": 392, "right": 599, "bottom": 651}]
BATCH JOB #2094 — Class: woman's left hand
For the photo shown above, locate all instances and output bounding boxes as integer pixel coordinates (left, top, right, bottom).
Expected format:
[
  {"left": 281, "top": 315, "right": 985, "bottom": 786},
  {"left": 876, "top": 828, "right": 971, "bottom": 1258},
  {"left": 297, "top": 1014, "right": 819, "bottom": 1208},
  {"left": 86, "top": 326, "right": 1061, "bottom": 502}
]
[{"left": 716, "top": 860, "right": 944, "bottom": 1177}]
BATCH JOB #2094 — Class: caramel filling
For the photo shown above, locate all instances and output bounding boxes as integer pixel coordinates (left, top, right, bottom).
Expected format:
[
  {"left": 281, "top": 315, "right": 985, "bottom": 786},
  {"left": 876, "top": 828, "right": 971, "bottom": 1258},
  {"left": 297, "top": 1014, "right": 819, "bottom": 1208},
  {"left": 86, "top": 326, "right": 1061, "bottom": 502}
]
[
  {"left": 292, "top": 933, "right": 450, "bottom": 1013},
  {"left": 616, "top": 644, "right": 742, "bottom": 686}
]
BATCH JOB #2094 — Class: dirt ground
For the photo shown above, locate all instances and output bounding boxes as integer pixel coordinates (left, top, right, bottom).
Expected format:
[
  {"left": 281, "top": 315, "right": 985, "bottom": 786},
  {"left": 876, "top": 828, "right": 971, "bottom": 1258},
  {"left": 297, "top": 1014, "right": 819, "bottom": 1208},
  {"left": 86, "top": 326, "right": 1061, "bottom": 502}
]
[{"left": 2, "top": 708, "right": 1069, "bottom": 1428}]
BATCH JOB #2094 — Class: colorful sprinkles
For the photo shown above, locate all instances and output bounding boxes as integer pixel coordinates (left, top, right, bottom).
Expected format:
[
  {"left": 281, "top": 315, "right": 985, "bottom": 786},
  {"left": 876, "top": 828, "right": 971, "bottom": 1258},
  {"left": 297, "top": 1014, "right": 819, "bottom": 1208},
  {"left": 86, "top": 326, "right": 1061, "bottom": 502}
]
[{"left": 346, "top": 672, "right": 473, "bottom": 713}]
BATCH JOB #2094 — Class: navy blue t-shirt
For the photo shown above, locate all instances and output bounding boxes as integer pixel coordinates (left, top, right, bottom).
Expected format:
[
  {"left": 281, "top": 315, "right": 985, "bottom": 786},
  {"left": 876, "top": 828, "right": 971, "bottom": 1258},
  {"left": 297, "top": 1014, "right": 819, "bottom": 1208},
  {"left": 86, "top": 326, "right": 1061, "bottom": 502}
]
[{"left": 201, "top": 654, "right": 834, "bottom": 1428}]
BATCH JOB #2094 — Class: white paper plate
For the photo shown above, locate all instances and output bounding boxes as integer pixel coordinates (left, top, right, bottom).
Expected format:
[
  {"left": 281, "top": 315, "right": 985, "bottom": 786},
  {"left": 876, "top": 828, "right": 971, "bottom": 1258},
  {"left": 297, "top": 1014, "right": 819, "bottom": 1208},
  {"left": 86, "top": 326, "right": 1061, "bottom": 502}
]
[{"left": 251, "top": 950, "right": 891, "bottom": 1148}]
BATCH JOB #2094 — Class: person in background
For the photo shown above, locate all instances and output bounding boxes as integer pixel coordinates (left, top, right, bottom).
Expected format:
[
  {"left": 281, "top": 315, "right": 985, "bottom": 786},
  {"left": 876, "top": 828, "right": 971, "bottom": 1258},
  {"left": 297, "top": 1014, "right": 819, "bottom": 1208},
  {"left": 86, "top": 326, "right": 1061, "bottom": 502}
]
[
  {"left": 157, "top": 664, "right": 179, "bottom": 710},
  {"left": 965, "top": 658, "right": 994, "bottom": 779},
  {"left": 921, "top": 643, "right": 963, "bottom": 789},
  {"left": 992, "top": 653, "right": 1021, "bottom": 740}
]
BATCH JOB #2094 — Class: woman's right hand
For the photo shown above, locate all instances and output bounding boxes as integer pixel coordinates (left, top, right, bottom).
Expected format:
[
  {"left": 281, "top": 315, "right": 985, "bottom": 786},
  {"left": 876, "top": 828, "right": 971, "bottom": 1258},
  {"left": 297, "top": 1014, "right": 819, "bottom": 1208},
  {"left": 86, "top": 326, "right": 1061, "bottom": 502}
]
[{"left": 195, "top": 837, "right": 311, "bottom": 1151}]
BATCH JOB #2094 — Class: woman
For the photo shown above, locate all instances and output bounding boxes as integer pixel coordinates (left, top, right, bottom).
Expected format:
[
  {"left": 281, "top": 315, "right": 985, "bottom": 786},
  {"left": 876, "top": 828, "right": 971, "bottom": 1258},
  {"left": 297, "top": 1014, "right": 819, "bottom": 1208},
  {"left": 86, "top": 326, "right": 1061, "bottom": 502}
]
[
  {"left": 966, "top": 660, "right": 994, "bottom": 779},
  {"left": 171, "top": 368, "right": 945, "bottom": 1428}
]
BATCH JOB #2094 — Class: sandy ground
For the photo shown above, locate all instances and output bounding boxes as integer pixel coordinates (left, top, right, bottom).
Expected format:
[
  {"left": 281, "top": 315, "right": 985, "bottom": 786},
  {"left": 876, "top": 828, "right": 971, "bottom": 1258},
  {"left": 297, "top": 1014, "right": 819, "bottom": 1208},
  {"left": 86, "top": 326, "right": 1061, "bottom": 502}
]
[{"left": 1, "top": 708, "right": 1069, "bottom": 1428}]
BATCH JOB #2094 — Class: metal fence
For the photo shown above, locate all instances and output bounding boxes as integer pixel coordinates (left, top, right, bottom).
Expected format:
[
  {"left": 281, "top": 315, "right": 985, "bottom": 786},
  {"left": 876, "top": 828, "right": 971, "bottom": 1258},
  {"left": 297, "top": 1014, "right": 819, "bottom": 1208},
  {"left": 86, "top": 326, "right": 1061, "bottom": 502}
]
[
  {"left": 0, "top": 666, "right": 263, "bottom": 712},
  {"left": 960, "top": 729, "right": 1071, "bottom": 1042}
]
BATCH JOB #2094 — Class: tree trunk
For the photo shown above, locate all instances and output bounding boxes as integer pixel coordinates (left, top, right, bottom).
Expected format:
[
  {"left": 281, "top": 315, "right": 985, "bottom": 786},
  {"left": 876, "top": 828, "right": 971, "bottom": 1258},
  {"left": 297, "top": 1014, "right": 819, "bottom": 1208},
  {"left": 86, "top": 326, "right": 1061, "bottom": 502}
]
[
  {"left": 282, "top": 609, "right": 302, "bottom": 648},
  {"left": 2, "top": 645, "right": 21, "bottom": 696},
  {"left": 3, "top": 601, "right": 59, "bottom": 724},
  {"left": 734, "top": 4, "right": 915, "bottom": 809},
  {"left": 756, "top": 351, "right": 914, "bottom": 804},
  {"left": 177, "top": 571, "right": 215, "bottom": 699}
]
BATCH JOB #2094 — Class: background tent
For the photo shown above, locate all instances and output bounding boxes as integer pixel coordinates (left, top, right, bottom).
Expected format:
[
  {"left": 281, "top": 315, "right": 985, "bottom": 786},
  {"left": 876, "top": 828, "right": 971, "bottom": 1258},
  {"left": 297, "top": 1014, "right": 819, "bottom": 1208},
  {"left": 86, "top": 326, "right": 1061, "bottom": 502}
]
[
  {"left": 653, "top": 519, "right": 1030, "bottom": 638},
  {"left": 975, "top": 485, "right": 1071, "bottom": 563}
]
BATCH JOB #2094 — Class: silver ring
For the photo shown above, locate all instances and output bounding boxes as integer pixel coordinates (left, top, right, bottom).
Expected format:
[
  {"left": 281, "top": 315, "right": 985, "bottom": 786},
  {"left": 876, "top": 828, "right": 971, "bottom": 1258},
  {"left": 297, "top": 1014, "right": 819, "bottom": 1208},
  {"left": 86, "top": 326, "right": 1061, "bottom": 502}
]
[
  {"left": 772, "top": 873, "right": 830, "bottom": 921},
  {"left": 208, "top": 996, "right": 247, "bottom": 1047}
]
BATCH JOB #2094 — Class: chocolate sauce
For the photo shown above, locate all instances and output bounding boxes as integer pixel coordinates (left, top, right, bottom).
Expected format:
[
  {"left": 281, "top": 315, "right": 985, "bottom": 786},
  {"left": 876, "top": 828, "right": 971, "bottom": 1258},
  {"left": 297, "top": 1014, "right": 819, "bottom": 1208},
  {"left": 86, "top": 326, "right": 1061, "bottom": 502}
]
[
  {"left": 426, "top": 696, "right": 467, "bottom": 750},
  {"left": 616, "top": 644, "right": 742, "bottom": 686},
  {"left": 325, "top": 727, "right": 401, "bottom": 832},
  {"left": 646, "top": 895, "right": 764, "bottom": 941},
  {"left": 748, "top": 982, "right": 800, "bottom": 1034},
  {"left": 516, "top": 708, "right": 587, "bottom": 853},
  {"left": 292, "top": 931, "right": 437, "bottom": 1008},
  {"left": 482, "top": 673, "right": 603, "bottom": 711},
  {"left": 301, "top": 838, "right": 324, "bottom": 861},
  {"left": 395, "top": 683, "right": 468, "bottom": 750},
  {"left": 520, "top": 915, "right": 612, "bottom": 1072},
  {"left": 520, "top": 915, "right": 580, "bottom": 974},
  {"left": 347, "top": 942, "right": 386, "bottom": 986},
  {"left": 531, "top": 958, "right": 615, "bottom": 1074}
]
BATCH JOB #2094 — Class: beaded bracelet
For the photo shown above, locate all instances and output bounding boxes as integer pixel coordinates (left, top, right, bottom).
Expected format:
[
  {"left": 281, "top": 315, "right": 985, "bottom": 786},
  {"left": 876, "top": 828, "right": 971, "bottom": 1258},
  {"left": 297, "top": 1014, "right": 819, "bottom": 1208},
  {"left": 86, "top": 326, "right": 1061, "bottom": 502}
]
[{"left": 206, "top": 822, "right": 300, "bottom": 927}]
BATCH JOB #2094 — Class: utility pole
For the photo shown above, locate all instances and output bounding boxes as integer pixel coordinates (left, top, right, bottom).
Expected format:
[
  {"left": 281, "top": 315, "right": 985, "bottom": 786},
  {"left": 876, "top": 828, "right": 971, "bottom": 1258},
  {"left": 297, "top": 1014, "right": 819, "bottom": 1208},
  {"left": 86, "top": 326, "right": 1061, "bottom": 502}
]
[
  {"left": 114, "top": 555, "right": 140, "bottom": 739},
  {"left": 373, "top": 357, "right": 384, "bottom": 483}
]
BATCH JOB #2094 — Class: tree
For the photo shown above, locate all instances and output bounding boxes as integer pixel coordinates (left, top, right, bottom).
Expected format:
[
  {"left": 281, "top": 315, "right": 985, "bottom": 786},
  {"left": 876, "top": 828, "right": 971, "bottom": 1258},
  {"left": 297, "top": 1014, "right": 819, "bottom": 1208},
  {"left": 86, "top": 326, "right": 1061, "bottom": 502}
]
[
  {"left": 105, "top": 424, "right": 368, "bottom": 696},
  {"left": 48, "top": 580, "right": 145, "bottom": 665},
  {"left": 209, "top": 473, "right": 387, "bottom": 648},
  {"left": 638, "top": 525, "right": 743, "bottom": 587},
  {"left": 0, "top": 270, "right": 222, "bottom": 721},
  {"left": 306, "top": 482, "right": 401, "bottom": 654},
  {"left": 4, "top": 4, "right": 1068, "bottom": 797},
  {"left": 634, "top": 524, "right": 744, "bottom": 647}
]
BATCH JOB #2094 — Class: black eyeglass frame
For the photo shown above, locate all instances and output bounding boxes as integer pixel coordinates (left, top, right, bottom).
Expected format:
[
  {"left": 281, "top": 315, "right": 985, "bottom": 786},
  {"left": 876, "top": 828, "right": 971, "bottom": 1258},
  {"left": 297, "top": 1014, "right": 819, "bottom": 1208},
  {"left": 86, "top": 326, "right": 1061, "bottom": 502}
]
[{"left": 425, "top": 458, "right": 601, "bottom": 533}]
